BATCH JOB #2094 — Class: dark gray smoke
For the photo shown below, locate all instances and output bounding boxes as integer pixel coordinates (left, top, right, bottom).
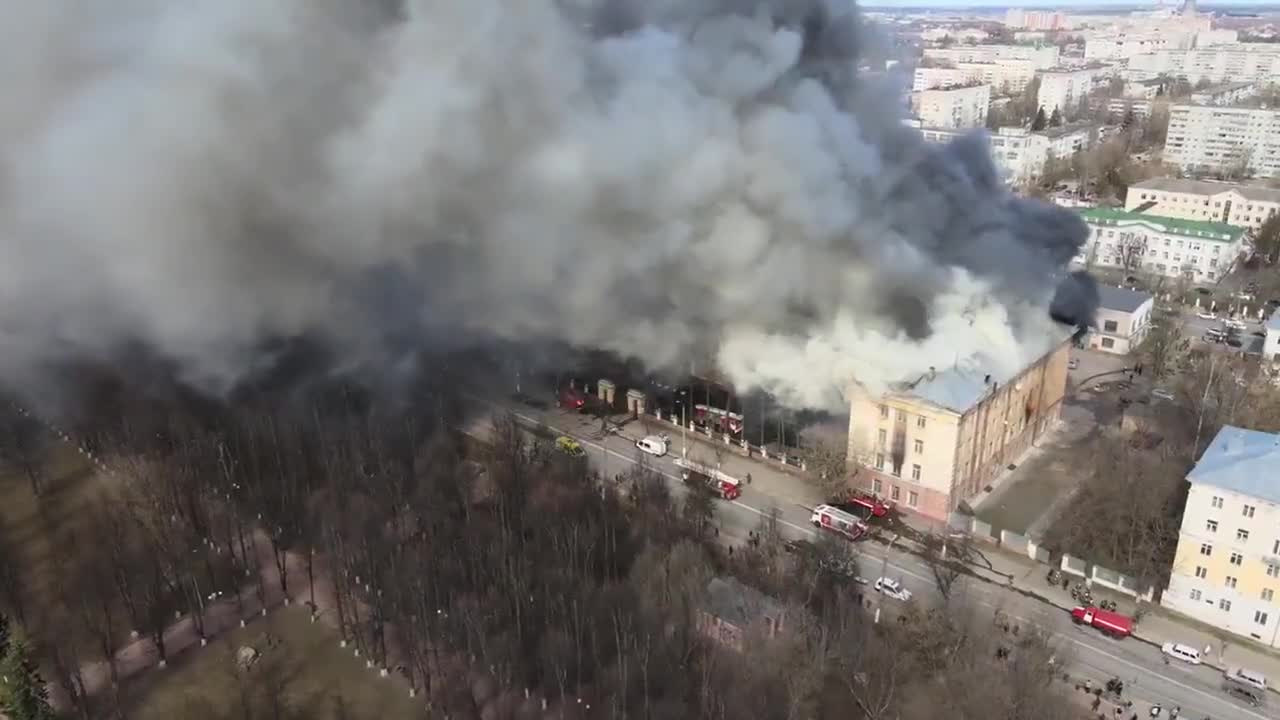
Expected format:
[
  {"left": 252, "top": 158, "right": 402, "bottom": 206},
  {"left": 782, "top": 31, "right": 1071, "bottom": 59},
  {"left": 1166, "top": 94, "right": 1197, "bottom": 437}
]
[{"left": 0, "top": 0, "right": 1092, "bottom": 411}]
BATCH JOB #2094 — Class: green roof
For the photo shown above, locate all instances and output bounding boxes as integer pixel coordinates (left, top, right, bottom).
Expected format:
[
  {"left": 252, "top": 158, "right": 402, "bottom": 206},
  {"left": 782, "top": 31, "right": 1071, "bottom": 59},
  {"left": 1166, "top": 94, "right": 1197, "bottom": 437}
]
[{"left": 1078, "top": 208, "right": 1245, "bottom": 242}]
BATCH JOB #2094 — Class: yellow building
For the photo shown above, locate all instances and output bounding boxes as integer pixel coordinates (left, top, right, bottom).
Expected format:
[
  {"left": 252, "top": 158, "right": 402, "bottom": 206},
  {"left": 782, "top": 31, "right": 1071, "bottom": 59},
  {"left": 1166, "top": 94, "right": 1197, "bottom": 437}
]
[
  {"left": 845, "top": 334, "right": 1071, "bottom": 522},
  {"left": 1164, "top": 426, "right": 1280, "bottom": 647}
]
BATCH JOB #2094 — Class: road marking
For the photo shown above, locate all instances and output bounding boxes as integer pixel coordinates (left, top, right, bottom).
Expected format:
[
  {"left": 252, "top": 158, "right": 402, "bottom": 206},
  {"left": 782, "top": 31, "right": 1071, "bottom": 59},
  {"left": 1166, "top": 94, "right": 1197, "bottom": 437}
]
[{"left": 464, "top": 401, "right": 1263, "bottom": 718}]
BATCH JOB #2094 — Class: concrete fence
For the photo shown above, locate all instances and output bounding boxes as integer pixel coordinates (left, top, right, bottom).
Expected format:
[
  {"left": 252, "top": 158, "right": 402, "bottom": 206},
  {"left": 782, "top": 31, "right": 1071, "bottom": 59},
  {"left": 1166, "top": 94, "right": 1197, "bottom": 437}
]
[{"left": 648, "top": 408, "right": 808, "bottom": 474}]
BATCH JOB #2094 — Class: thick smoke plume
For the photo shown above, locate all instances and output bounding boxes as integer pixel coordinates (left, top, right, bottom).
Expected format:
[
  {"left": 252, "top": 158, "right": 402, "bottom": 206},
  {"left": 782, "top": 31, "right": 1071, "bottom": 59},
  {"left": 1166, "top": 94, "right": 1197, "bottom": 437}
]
[{"left": 0, "top": 0, "right": 1093, "bottom": 411}]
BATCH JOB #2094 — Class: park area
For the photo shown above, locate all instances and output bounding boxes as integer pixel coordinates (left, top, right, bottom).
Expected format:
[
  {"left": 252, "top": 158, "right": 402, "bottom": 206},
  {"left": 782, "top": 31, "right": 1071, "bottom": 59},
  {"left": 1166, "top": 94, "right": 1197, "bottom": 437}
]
[{"left": 116, "top": 606, "right": 424, "bottom": 720}]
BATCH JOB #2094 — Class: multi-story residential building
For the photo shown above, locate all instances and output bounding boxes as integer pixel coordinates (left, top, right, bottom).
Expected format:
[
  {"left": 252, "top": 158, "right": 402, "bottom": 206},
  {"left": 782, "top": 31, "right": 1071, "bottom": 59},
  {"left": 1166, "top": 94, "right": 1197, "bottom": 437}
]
[
  {"left": 1084, "top": 30, "right": 1194, "bottom": 61},
  {"left": 1264, "top": 312, "right": 1280, "bottom": 364},
  {"left": 845, "top": 336, "right": 1071, "bottom": 521},
  {"left": 1127, "top": 44, "right": 1280, "bottom": 84},
  {"left": 1194, "top": 29, "right": 1241, "bottom": 47},
  {"left": 1124, "top": 78, "right": 1165, "bottom": 100},
  {"left": 917, "top": 124, "right": 1097, "bottom": 185},
  {"left": 911, "top": 84, "right": 991, "bottom": 130},
  {"left": 1126, "top": 178, "right": 1280, "bottom": 230},
  {"left": 1163, "top": 426, "right": 1280, "bottom": 647},
  {"left": 1087, "top": 286, "right": 1154, "bottom": 355},
  {"left": 1164, "top": 104, "right": 1280, "bottom": 178},
  {"left": 913, "top": 61, "right": 1038, "bottom": 94},
  {"left": 1075, "top": 208, "right": 1247, "bottom": 282},
  {"left": 1038, "top": 68, "right": 1102, "bottom": 115},
  {"left": 1106, "top": 98, "right": 1156, "bottom": 120},
  {"left": 1189, "top": 81, "right": 1258, "bottom": 107},
  {"left": 1005, "top": 9, "right": 1067, "bottom": 31},
  {"left": 923, "top": 45, "right": 1060, "bottom": 70},
  {"left": 921, "top": 27, "right": 989, "bottom": 44}
]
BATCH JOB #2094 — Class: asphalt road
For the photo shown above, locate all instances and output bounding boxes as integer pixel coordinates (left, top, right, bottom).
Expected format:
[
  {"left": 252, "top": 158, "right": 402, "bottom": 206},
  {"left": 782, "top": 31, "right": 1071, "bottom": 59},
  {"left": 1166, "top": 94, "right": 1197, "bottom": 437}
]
[{"left": 462, "top": 390, "right": 1274, "bottom": 720}]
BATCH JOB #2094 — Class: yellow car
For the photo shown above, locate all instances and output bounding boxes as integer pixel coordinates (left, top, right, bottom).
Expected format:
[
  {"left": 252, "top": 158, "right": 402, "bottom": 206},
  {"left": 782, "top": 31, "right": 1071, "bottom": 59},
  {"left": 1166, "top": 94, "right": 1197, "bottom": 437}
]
[{"left": 555, "top": 436, "right": 586, "bottom": 457}]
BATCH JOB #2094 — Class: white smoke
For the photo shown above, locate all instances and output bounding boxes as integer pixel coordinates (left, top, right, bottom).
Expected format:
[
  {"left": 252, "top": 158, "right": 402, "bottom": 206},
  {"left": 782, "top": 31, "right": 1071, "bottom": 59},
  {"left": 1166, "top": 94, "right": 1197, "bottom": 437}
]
[{"left": 0, "top": 0, "right": 1090, "bottom": 410}]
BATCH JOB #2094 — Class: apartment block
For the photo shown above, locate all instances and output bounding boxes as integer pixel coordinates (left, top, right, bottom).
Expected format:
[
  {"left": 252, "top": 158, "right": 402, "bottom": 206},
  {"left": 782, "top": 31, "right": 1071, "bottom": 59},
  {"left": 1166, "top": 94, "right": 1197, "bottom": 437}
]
[
  {"left": 846, "top": 336, "right": 1070, "bottom": 522},
  {"left": 1164, "top": 104, "right": 1280, "bottom": 178},
  {"left": 911, "top": 84, "right": 991, "bottom": 130},
  {"left": 1164, "top": 426, "right": 1280, "bottom": 648},
  {"left": 1126, "top": 178, "right": 1280, "bottom": 230},
  {"left": 1075, "top": 208, "right": 1246, "bottom": 282},
  {"left": 1037, "top": 68, "right": 1101, "bottom": 115},
  {"left": 1189, "top": 81, "right": 1258, "bottom": 107},
  {"left": 1084, "top": 30, "right": 1193, "bottom": 61},
  {"left": 1105, "top": 98, "right": 1155, "bottom": 120},
  {"left": 923, "top": 44, "right": 1060, "bottom": 70},
  {"left": 913, "top": 61, "right": 1037, "bottom": 94},
  {"left": 1127, "top": 44, "right": 1280, "bottom": 84},
  {"left": 918, "top": 124, "right": 1096, "bottom": 185},
  {"left": 1004, "top": 9, "right": 1067, "bottom": 31}
]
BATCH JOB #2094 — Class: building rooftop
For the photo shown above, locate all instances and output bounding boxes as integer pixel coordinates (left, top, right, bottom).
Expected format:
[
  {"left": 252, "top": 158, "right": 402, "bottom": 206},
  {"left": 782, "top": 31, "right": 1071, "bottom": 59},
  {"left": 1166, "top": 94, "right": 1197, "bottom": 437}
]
[
  {"left": 1129, "top": 177, "right": 1280, "bottom": 204},
  {"left": 1192, "top": 81, "right": 1255, "bottom": 94},
  {"left": 703, "top": 577, "right": 782, "bottom": 629},
  {"left": 1079, "top": 207, "right": 1245, "bottom": 242},
  {"left": 1266, "top": 312, "right": 1280, "bottom": 333},
  {"left": 1096, "top": 285, "right": 1153, "bottom": 314},
  {"left": 1188, "top": 426, "right": 1280, "bottom": 506},
  {"left": 1040, "top": 123, "right": 1096, "bottom": 139}
]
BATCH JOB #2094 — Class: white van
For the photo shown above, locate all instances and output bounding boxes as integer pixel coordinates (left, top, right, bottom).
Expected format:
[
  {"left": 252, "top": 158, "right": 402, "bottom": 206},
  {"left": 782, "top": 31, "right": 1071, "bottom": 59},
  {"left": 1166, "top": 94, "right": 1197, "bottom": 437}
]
[
  {"left": 634, "top": 435, "right": 668, "bottom": 457},
  {"left": 1161, "top": 642, "right": 1202, "bottom": 665},
  {"left": 1226, "top": 666, "right": 1267, "bottom": 691}
]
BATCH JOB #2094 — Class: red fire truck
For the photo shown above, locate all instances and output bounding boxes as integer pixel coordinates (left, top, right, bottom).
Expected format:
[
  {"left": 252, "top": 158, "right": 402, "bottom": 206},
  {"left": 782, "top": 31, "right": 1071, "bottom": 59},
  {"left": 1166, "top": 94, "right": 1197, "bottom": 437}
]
[
  {"left": 1070, "top": 606, "right": 1133, "bottom": 639},
  {"left": 673, "top": 458, "right": 743, "bottom": 500},
  {"left": 693, "top": 404, "right": 745, "bottom": 436},
  {"left": 809, "top": 504, "right": 868, "bottom": 542},
  {"left": 558, "top": 386, "right": 587, "bottom": 412}
]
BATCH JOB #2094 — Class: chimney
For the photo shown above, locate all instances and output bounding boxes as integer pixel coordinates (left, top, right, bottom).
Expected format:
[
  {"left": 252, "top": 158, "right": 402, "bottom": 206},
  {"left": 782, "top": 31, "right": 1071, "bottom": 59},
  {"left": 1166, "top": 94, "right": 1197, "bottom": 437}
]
[{"left": 928, "top": 366, "right": 936, "bottom": 381}]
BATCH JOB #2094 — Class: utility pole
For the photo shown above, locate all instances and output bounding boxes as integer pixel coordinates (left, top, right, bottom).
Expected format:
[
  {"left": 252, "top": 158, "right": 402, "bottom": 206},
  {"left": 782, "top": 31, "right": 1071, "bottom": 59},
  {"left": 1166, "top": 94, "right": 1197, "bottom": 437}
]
[{"left": 1193, "top": 355, "right": 1218, "bottom": 458}]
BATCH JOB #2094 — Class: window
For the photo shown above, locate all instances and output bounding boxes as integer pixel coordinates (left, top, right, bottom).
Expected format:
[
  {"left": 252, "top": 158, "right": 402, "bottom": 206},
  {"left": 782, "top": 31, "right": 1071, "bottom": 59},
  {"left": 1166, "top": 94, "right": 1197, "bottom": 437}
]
[
  {"left": 1221, "top": 599, "right": 1233, "bottom": 611},
  {"left": 875, "top": 454, "right": 885, "bottom": 470},
  {"left": 1256, "top": 611, "right": 1270, "bottom": 625},
  {"left": 873, "top": 478, "right": 882, "bottom": 494},
  {"left": 1269, "top": 565, "right": 1279, "bottom": 578},
  {"left": 913, "top": 439, "right": 924, "bottom": 454},
  {"left": 891, "top": 485, "right": 900, "bottom": 501},
  {"left": 1101, "top": 338, "right": 1115, "bottom": 349},
  {"left": 1238, "top": 529, "right": 1250, "bottom": 542},
  {"left": 1274, "top": 539, "right": 1280, "bottom": 555},
  {"left": 1201, "top": 543, "right": 1213, "bottom": 556},
  {"left": 1226, "top": 576, "right": 1238, "bottom": 589},
  {"left": 879, "top": 405, "right": 889, "bottom": 419},
  {"left": 1244, "top": 505, "right": 1256, "bottom": 518},
  {"left": 878, "top": 429, "right": 887, "bottom": 447},
  {"left": 908, "top": 491, "right": 919, "bottom": 507},
  {"left": 1190, "top": 589, "right": 1202, "bottom": 601},
  {"left": 1230, "top": 552, "right": 1243, "bottom": 566},
  {"left": 1195, "top": 566, "right": 1208, "bottom": 578},
  {"left": 1264, "top": 588, "right": 1275, "bottom": 602},
  {"left": 1212, "top": 495, "right": 1224, "bottom": 509},
  {"left": 1103, "top": 320, "right": 1118, "bottom": 332},
  {"left": 911, "top": 464, "right": 922, "bottom": 481},
  {"left": 1206, "top": 519, "right": 1218, "bottom": 532}
]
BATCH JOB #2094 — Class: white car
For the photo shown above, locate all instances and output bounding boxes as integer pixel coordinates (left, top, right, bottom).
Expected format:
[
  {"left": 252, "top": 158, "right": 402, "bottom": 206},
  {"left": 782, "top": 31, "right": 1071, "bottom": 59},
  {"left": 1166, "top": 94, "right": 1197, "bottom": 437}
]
[
  {"left": 1151, "top": 388, "right": 1176, "bottom": 402},
  {"left": 1067, "top": 358, "right": 1079, "bottom": 370},
  {"left": 1161, "top": 641, "right": 1202, "bottom": 665},
  {"left": 874, "top": 577, "right": 912, "bottom": 602},
  {"left": 1197, "top": 311, "right": 1217, "bottom": 320}
]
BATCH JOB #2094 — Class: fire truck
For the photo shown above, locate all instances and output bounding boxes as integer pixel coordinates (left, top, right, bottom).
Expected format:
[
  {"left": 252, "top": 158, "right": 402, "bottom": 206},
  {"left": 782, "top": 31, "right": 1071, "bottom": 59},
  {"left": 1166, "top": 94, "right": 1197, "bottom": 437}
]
[
  {"left": 693, "top": 404, "right": 744, "bottom": 436},
  {"left": 809, "top": 504, "right": 868, "bottom": 542},
  {"left": 673, "top": 457, "right": 743, "bottom": 500},
  {"left": 1070, "top": 605, "right": 1133, "bottom": 639},
  {"left": 830, "top": 489, "right": 891, "bottom": 519},
  {"left": 558, "top": 386, "right": 587, "bottom": 412}
]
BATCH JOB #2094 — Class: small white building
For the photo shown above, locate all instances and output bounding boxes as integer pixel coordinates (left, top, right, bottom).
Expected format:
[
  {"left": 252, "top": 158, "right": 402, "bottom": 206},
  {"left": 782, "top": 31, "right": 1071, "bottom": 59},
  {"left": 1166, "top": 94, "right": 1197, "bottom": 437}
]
[
  {"left": 1263, "top": 312, "right": 1280, "bottom": 365},
  {"left": 1088, "top": 286, "right": 1155, "bottom": 354},
  {"left": 1075, "top": 208, "right": 1247, "bottom": 283}
]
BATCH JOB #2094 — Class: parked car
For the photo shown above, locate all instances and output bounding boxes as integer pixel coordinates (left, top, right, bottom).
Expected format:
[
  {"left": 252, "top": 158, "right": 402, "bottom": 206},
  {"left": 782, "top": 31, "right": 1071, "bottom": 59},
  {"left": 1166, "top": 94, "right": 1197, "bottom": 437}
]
[
  {"left": 1067, "top": 358, "right": 1079, "bottom": 370},
  {"left": 874, "top": 577, "right": 912, "bottom": 602},
  {"left": 1197, "top": 311, "right": 1217, "bottom": 320},
  {"left": 1151, "top": 388, "right": 1176, "bottom": 402},
  {"left": 1161, "top": 642, "right": 1202, "bottom": 665}
]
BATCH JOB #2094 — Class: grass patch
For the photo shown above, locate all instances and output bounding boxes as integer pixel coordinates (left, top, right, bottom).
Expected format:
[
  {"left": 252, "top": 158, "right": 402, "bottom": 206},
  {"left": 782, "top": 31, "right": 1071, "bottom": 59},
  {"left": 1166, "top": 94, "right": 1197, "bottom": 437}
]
[{"left": 117, "top": 606, "right": 424, "bottom": 720}]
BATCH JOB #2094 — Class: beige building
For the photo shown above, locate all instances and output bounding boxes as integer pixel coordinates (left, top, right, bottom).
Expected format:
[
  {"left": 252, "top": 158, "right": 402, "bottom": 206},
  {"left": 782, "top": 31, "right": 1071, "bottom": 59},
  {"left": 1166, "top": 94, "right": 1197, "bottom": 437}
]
[
  {"left": 1088, "top": 286, "right": 1155, "bottom": 355},
  {"left": 912, "top": 61, "right": 1038, "bottom": 94},
  {"left": 1037, "top": 67, "right": 1102, "bottom": 115},
  {"left": 923, "top": 45, "right": 1060, "bottom": 70},
  {"left": 1164, "top": 104, "right": 1280, "bottom": 179},
  {"left": 911, "top": 84, "right": 991, "bottom": 130},
  {"left": 846, "top": 336, "right": 1071, "bottom": 522},
  {"left": 1127, "top": 44, "right": 1280, "bottom": 84},
  {"left": 1126, "top": 178, "right": 1280, "bottom": 231}
]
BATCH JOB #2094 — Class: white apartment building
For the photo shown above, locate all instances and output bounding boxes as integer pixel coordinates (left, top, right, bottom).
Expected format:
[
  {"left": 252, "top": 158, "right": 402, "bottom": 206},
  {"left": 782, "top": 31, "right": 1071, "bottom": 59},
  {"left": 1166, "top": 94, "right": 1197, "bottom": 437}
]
[
  {"left": 1126, "top": 178, "right": 1280, "bottom": 230},
  {"left": 921, "top": 27, "right": 989, "bottom": 44},
  {"left": 1127, "top": 44, "right": 1280, "bottom": 84},
  {"left": 913, "top": 61, "right": 1038, "bottom": 94},
  {"left": 1038, "top": 68, "right": 1101, "bottom": 115},
  {"left": 919, "top": 124, "right": 1096, "bottom": 185},
  {"left": 1189, "top": 82, "right": 1258, "bottom": 107},
  {"left": 1106, "top": 98, "right": 1155, "bottom": 120},
  {"left": 1264, "top": 312, "right": 1280, "bottom": 364},
  {"left": 911, "top": 84, "right": 991, "bottom": 130},
  {"left": 1194, "top": 29, "right": 1241, "bottom": 47},
  {"left": 1163, "top": 426, "right": 1280, "bottom": 648},
  {"left": 1075, "top": 207, "right": 1247, "bottom": 282},
  {"left": 1164, "top": 104, "right": 1280, "bottom": 178},
  {"left": 923, "top": 45, "right": 1060, "bottom": 70},
  {"left": 1084, "top": 30, "right": 1194, "bottom": 61},
  {"left": 1124, "top": 78, "right": 1164, "bottom": 100}
]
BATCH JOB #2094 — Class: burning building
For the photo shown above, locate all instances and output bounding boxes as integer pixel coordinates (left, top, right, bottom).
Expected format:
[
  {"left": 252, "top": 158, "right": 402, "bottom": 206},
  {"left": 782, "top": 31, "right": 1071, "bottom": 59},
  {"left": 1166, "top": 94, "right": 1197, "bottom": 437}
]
[{"left": 845, "top": 327, "right": 1073, "bottom": 522}]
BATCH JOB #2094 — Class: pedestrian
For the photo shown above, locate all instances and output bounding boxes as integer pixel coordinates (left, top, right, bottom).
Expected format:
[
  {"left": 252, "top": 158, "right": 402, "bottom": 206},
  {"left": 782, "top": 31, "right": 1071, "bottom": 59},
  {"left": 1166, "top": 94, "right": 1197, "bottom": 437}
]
[
  {"left": 1063, "top": 577, "right": 1070, "bottom": 591},
  {"left": 1203, "top": 644, "right": 1211, "bottom": 658},
  {"left": 746, "top": 472, "right": 752, "bottom": 484}
]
